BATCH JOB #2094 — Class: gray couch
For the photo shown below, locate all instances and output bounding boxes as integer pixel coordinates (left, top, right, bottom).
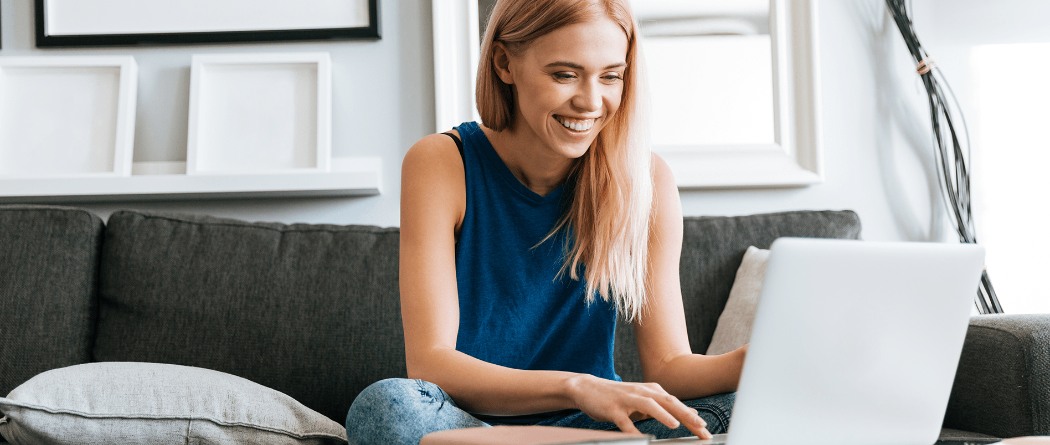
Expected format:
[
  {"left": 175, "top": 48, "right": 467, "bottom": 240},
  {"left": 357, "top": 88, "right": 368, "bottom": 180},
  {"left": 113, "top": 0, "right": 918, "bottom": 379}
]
[{"left": 0, "top": 205, "right": 1046, "bottom": 443}]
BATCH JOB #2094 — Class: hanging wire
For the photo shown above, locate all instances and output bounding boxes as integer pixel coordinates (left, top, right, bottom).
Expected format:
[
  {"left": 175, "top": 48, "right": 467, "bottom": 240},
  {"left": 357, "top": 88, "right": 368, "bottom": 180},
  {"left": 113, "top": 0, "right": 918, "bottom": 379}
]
[{"left": 885, "top": 0, "right": 1003, "bottom": 314}]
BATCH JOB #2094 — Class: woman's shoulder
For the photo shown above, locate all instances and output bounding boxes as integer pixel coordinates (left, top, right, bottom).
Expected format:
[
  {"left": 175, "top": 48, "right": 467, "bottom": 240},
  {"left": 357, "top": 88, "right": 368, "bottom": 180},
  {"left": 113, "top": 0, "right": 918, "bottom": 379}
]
[
  {"left": 401, "top": 132, "right": 468, "bottom": 230},
  {"left": 650, "top": 152, "right": 676, "bottom": 189},
  {"left": 403, "top": 132, "right": 464, "bottom": 174}
]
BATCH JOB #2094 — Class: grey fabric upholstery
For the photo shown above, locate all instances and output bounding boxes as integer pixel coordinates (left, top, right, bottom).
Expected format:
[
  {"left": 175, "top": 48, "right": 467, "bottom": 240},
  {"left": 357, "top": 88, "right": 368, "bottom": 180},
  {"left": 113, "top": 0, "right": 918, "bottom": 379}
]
[
  {"left": 937, "top": 427, "right": 999, "bottom": 442},
  {"left": 614, "top": 210, "right": 862, "bottom": 382},
  {"left": 95, "top": 210, "right": 403, "bottom": 424},
  {"left": 945, "top": 314, "right": 1050, "bottom": 438},
  {"left": 5, "top": 204, "right": 1048, "bottom": 442},
  {"left": 0, "top": 205, "right": 102, "bottom": 398}
]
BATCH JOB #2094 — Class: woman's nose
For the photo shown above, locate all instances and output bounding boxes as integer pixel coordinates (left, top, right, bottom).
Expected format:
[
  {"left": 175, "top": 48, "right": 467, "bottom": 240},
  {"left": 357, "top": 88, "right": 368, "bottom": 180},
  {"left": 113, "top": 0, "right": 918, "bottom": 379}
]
[{"left": 572, "top": 81, "right": 602, "bottom": 112}]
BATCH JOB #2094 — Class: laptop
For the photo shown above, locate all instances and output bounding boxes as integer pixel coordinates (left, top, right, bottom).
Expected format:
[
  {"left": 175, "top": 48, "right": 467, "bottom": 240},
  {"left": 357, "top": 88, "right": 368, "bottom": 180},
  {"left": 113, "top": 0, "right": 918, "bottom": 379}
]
[{"left": 659, "top": 237, "right": 987, "bottom": 445}]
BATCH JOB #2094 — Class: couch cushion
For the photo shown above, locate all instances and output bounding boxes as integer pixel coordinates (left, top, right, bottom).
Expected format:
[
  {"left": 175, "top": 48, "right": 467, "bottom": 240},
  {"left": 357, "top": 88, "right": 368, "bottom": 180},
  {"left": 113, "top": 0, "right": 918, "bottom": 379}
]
[
  {"left": 0, "top": 205, "right": 102, "bottom": 397},
  {"left": 615, "top": 210, "right": 862, "bottom": 382},
  {"left": 0, "top": 362, "right": 347, "bottom": 444},
  {"left": 706, "top": 245, "right": 770, "bottom": 355},
  {"left": 945, "top": 314, "right": 1050, "bottom": 438},
  {"left": 95, "top": 210, "right": 402, "bottom": 423}
]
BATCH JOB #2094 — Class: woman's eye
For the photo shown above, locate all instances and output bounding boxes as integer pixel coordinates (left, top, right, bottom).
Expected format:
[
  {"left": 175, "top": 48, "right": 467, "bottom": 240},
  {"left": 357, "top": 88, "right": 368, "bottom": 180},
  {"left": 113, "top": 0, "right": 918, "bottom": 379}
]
[
  {"left": 602, "top": 73, "right": 623, "bottom": 82},
  {"left": 553, "top": 72, "right": 577, "bottom": 81}
]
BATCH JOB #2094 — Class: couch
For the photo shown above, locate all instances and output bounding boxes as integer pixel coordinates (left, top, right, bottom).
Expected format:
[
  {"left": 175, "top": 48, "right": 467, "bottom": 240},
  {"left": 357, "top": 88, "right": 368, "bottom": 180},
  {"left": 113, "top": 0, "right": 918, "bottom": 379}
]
[{"left": 0, "top": 205, "right": 1046, "bottom": 443}]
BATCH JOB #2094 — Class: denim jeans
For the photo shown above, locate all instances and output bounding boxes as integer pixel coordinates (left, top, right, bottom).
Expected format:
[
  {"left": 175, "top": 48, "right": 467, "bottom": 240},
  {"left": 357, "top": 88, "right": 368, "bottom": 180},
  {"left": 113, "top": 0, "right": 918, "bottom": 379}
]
[{"left": 345, "top": 378, "right": 735, "bottom": 445}]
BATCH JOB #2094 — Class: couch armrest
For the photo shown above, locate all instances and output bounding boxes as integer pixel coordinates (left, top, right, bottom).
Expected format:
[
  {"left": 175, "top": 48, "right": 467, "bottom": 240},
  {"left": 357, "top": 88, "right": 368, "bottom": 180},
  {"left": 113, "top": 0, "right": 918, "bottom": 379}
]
[{"left": 945, "top": 314, "right": 1050, "bottom": 438}]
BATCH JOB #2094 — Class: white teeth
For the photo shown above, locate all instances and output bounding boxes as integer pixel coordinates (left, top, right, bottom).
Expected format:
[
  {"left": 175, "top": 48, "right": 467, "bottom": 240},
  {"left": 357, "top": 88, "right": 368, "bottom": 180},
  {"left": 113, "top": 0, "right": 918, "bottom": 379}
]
[{"left": 556, "top": 116, "right": 595, "bottom": 132}]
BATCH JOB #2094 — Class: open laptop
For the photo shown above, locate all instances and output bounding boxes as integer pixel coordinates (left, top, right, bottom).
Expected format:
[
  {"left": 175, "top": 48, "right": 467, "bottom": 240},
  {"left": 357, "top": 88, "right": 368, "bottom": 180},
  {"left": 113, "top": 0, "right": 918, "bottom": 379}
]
[{"left": 659, "top": 237, "right": 987, "bottom": 445}]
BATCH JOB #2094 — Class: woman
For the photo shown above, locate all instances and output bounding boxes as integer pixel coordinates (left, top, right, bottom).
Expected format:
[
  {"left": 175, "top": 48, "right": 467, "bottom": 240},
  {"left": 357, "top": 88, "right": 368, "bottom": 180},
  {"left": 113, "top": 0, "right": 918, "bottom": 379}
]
[{"left": 346, "top": 0, "right": 747, "bottom": 443}]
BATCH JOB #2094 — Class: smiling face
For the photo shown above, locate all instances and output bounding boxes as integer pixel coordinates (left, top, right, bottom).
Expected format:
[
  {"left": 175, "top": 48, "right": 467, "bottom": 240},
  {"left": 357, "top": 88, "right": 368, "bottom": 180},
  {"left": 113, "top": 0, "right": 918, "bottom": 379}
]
[{"left": 494, "top": 17, "right": 629, "bottom": 160}]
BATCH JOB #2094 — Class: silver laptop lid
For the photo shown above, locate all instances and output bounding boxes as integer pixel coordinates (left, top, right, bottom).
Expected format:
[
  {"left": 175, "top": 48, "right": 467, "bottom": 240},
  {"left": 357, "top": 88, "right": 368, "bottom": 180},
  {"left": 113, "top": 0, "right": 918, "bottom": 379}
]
[{"left": 727, "top": 238, "right": 985, "bottom": 445}]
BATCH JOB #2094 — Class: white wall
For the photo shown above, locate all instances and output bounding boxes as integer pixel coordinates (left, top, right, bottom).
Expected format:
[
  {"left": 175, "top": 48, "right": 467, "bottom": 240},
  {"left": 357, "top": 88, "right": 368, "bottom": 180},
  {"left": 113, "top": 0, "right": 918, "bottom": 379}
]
[
  {"left": 1, "top": 0, "right": 435, "bottom": 227},
  {"left": 0, "top": 0, "right": 984, "bottom": 242}
]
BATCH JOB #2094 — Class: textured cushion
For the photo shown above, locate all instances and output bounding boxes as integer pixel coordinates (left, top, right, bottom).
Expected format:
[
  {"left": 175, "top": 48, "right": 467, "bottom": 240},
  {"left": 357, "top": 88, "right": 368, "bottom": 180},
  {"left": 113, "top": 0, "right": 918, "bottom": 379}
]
[
  {"left": 706, "top": 246, "right": 769, "bottom": 355},
  {"left": 615, "top": 210, "right": 861, "bottom": 382},
  {"left": 95, "top": 210, "right": 403, "bottom": 423},
  {"left": 0, "top": 205, "right": 102, "bottom": 397},
  {"left": 937, "top": 427, "right": 999, "bottom": 442},
  {"left": 0, "top": 362, "right": 347, "bottom": 444},
  {"left": 945, "top": 314, "right": 1050, "bottom": 438}
]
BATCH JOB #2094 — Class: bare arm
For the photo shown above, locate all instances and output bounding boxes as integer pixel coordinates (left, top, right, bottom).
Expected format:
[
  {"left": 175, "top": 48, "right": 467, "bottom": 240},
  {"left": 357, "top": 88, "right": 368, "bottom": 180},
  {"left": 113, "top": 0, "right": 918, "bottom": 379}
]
[
  {"left": 634, "top": 154, "right": 747, "bottom": 400},
  {"left": 399, "top": 134, "right": 578, "bottom": 415}
]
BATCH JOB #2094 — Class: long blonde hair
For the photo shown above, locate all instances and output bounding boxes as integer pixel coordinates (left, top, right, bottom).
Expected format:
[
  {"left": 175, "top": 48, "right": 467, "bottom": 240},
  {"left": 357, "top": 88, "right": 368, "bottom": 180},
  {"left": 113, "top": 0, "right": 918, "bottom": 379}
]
[{"left": 476, "top": 0, "right": 653, "bottom": 322}]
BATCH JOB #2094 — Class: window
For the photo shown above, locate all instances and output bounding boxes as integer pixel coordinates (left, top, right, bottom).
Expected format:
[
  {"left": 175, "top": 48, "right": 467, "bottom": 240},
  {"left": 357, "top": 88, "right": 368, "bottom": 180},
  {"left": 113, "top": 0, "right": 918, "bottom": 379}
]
[{"left": 969, "top": 42, "right": 1050, "bottom": 314}]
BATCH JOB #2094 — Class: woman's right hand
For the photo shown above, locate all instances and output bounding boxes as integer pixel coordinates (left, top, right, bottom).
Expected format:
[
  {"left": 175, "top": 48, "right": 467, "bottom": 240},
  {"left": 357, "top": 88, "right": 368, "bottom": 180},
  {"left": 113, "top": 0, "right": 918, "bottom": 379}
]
[{"left": 566, "top": 374, "right": 712, "bottom": 439}]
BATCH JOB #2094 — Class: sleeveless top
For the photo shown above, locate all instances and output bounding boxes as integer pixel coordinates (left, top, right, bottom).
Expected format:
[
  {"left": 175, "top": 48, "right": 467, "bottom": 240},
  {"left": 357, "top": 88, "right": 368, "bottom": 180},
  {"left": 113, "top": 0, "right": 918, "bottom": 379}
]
[{"left": 450, "top": 121, "right": 621, "bottom": 383}]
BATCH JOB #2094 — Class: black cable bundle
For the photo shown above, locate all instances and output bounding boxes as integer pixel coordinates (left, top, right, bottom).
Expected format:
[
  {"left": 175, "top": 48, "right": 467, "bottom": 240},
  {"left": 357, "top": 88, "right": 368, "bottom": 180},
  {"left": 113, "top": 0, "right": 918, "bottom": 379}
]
[{"left": 885, "top": 0, "right": 1003, "bottom": 313}]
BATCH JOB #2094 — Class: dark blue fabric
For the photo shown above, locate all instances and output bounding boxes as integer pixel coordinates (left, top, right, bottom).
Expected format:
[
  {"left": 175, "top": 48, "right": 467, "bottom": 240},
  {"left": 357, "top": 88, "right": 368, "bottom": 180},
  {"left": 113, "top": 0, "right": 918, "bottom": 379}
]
[{"left": 453, "top": 121, "right": 620, "bottom": 382}]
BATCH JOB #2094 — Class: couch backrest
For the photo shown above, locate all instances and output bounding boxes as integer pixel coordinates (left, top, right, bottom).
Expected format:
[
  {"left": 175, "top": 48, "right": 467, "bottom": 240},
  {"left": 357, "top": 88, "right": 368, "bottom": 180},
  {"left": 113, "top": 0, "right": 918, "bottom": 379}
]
[
  {"left": 0, "top": 205, "right": 103, "bottom": 397},
  {"left": 4, "top": 206, "right": 861, "bottom": 423},
  {"left": 96, "top": 210, "right": 402, "bottom": 424},
  {"left": 614, "top": 210, "right": 862, "bottom": 382}
]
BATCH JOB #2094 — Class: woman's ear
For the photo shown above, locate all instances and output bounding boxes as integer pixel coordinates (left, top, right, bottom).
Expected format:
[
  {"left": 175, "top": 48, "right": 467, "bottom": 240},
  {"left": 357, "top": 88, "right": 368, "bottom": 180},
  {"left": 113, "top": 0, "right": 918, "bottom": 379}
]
[{"left": 492, "top": 43, "right": 515, "bottom": 85}]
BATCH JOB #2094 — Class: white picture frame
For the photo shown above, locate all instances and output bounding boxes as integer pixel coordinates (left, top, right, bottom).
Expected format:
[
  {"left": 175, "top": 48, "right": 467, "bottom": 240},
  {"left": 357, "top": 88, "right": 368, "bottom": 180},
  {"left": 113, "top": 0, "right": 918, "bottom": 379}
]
[
  {"left": 186, "top": 52, "right": 332, "bottom": 175},
  {"left": 432, "top": 0, "right": 822, "bottom": 189},
  {"left": 0, "top": 56, "right": 137, "bottom": 178}
]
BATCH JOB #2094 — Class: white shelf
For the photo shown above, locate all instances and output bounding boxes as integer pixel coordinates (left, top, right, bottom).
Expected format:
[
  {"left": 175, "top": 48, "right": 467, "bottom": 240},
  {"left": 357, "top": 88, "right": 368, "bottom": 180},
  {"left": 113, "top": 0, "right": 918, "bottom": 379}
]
[{"left": 0, "top": 157, "right": 381, "bottom": 203}]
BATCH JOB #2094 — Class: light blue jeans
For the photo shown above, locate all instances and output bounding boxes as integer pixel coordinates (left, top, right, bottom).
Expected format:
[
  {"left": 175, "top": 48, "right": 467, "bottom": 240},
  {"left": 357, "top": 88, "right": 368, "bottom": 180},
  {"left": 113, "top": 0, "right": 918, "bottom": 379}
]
[{"left": 345, "top": 378, "right": 734, "bottom": 445}]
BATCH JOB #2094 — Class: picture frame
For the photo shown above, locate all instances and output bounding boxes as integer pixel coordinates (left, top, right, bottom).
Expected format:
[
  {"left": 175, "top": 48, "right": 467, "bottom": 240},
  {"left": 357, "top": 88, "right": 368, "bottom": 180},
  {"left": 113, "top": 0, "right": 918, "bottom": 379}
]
[
  {"left": 0, "top": 56, "right": 138, "bottom": 178},
  {"left": 432, "top": 0, "right": 822, "bottom": 189},
  {"left": 186, "top": 53, "right": 332, "bottom": 176},
  {"left": 35, "top": 0, "right": 380, "bottom": 47}
]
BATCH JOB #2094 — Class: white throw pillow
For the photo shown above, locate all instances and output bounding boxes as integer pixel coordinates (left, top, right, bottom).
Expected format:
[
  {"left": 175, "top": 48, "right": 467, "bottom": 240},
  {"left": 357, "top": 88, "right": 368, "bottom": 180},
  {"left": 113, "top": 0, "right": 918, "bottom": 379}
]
[
  {"left": 0, "top": 362, "right": 347, "bottom": 445},
  {"left": 706, "top": 246, "right": 771, "bottom": 355}
]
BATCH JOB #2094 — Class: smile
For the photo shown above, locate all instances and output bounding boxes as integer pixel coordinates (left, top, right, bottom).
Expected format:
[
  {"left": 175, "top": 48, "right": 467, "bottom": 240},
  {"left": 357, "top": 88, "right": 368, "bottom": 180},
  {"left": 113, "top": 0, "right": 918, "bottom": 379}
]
[{"left": 554, "top": 115, "right": 596, "bottom": 132}]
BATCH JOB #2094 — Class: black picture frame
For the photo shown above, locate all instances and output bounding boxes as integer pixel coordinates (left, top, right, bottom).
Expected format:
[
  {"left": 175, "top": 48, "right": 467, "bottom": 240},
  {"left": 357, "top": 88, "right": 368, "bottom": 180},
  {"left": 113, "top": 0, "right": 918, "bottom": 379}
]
[{"left": 34, "top": 0, "right": 380, "bottom": 47}]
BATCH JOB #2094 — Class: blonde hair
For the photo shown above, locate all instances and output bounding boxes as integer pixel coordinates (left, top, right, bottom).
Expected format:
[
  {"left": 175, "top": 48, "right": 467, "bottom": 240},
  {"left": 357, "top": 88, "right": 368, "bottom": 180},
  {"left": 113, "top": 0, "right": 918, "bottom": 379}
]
[{"left": 476, "top": 0, "right": 653, "bottom": 322}]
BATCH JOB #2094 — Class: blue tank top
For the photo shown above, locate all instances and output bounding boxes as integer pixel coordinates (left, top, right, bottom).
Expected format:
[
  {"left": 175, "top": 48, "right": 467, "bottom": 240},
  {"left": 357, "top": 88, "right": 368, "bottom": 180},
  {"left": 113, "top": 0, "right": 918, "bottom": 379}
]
[{"left": 452, "top": 121, "right": 620, "bottom": 383}]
